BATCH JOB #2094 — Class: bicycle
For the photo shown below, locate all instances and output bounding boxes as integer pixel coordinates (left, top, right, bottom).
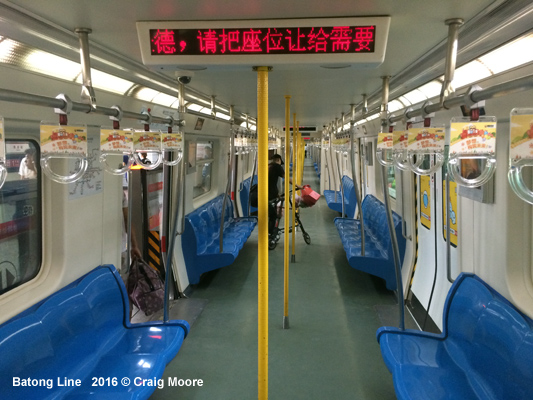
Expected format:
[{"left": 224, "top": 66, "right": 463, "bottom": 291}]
[{"left": 268, "top": 190, "right": 311, "bottom": 250}]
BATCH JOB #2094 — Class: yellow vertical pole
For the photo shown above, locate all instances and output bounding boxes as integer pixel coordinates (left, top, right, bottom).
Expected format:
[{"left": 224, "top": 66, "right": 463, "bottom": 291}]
[
  {"left": 283, "top": 96, "right": 291, "bottom": 329},
  {"left": 297, "top": 121, "right": 304, "bottom": 187},
  {"left": 256, "top": 66, "right": 269, "bottom": 400},
  {"left": 291, "top": 114, "right": 297, "bottom": 263}
]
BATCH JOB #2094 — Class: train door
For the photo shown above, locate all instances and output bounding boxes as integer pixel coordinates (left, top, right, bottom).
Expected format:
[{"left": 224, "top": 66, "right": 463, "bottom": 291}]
[{"left": 405, "top": 150, "right": 459, "bottom": 332}]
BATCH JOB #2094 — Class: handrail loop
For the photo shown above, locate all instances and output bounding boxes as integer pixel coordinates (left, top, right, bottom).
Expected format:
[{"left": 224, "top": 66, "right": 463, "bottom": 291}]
[
  {"left": 132, "top": 112, "right": 163, "bottom": 170},
  {"left": 392, "top": 125, "right": 411, "bottom": 171},
  {"left": 508, "top": 108, "right": 533, "bottom": 205},
  {"left": 132, "top": 111, "right": 163, "bottom": 170},
  {"left": 41, "top": 152, "right": 88, "bottom": 184},
  {"left": 100, "top": 107, "right": 134, "bottom": 175},
  {"left": 448, "top": 114, "right": 497, "bottom": 188},
  {"left": 376, "top": 131, "right": 394, "bottom": 167},
  {"left": 40, "top": 113, "right": 88, "bottom": 184},
  {"left": 406, "top": 105, "right": 444, "bottom": 176},
  {"left": 161, "top": 117, "right": 183, "bottom": 167}
]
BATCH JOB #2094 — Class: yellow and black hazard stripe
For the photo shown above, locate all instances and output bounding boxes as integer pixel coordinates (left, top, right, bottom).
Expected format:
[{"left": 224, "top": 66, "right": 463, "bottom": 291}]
[{"left": 147, "top": 230, "right": 165, "bottom": 278}]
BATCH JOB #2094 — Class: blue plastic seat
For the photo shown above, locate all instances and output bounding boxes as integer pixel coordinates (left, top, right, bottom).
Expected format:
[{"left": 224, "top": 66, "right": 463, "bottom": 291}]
[
  {"left": 324, "top": 176, "right": 357, "bottom": 217},
  {"left": 334, "top": 195, "right": 405, "bottom": 290},
  {"left": 377, "top": 273, "right": 533, "bottom": 400},
  {"left": 182, "top": 194, "right": 257, "bottom": 284},
  {"left": 314, "top": 162, "right": 320, "bottom": 178},
  {"left": 0, "top": 265, "right": 190, "bottom": 400}
]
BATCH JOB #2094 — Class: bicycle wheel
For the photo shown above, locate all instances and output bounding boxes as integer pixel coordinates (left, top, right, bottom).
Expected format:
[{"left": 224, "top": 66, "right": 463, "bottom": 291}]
[
  {"left": 303, "top": 231, "right": 311, "bottom": 245},
  {"left": 269, "top": 239, "right": 277, "bottom": 250}
]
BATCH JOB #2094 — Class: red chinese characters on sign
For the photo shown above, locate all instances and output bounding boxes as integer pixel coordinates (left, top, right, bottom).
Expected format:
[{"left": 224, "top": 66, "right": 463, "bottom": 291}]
[
  {"left": 151, "top": 30, "right": 176, "bottom": 54},
  {"left": 197, "top": 29, "right": 219, "bottom": 54},
  {"left": 219, "top": 29, "right": 241, "bottom": 52},
  {"left": 150, "top": 26, "right": 375, "bottom": 55},
  {"left": 307, "top": 28, "right": 329, "bottom": 52},
  {"left": 354, "top": 26, "right": 374, "bottom": 52},
  {"left": 285, "top": 28, "right": 307, "bottom": 52},
  {"left": 242, "top": 29, "right": 263, "bottom": 52},
  {"left": 264, "top": 28, "right": 284, "bottom": 53},
  {"left": 330, "top": 27, "right": 352, "bottom": 51}
]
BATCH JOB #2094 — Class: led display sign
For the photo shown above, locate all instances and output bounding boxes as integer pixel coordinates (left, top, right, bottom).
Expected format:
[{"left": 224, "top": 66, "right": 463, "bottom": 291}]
[
  {"left": 149, "top": 26, "right": 375, "bottom": 56},
  {"left": 137, "top": 17, "right": 390, "bottom": 67}
]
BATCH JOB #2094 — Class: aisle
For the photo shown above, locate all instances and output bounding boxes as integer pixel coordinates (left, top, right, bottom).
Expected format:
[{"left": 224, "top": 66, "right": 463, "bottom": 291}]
[{"left": 152, "top": 158, "right": 397, "bottom": 400}]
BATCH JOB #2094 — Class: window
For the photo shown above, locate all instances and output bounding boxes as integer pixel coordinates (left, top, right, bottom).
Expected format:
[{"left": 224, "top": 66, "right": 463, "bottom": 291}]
[
  {"left": 193, "top": 141, "right": 214, "bottom": 198},
  {"left": 0, "top": 140, "right": 42, "bottom": 295}
]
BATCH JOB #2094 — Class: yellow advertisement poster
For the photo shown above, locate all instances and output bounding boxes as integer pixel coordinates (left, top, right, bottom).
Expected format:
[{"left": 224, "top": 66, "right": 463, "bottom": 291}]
[
  {"left": 40, "top": 124, "right": 87, "bottom": 155},
  {"left": 442, "top": 180, "right": 458, "bottom": 247},
  {"left": 100, "top": 128, "right": 133, "bottom": 153},
  {"left": 509, "top": 114, "right": 533, "bottom": 162},
  {"left": 133, "top": 130, "right": 162, "bottom": 151},
  {"left": 377, "top": 132, "right": 392, "bottom": 150},
  {"left": 161, "top": 132, "right": 182, "bottom": 150},
  {"left": 420, "top": 175, "right": 431, "bottom": 230},
  {"left": 449, "top": 120, "right": 496, "bottom": 155}
]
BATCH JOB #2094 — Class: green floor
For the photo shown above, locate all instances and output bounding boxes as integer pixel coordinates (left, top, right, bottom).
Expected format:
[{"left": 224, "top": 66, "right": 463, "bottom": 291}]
[{"left": 152, "top": 159, "right": 399, "bottom": 399}]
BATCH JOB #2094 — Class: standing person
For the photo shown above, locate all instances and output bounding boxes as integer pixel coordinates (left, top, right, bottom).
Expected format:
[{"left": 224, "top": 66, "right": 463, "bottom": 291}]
[
  {"left": 19, "top": 149, "right": 37, "bottom": 179},
  {"left": 268, "top": 154, "right": 300, "bottom": 234},
  {"left": 250, "top": 154, "right": 302, "bottom": 233},
  {"left": 139, "top": 152, "right": 151, "bottom": 165}
]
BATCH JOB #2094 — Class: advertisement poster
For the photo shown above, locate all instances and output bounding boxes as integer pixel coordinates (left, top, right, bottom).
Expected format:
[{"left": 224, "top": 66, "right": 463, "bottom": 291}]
[
  {"left": 377, "top": 132, "right": 392, "bottom": 150},
  {"left": 100, "top": 128, "right": 133, "bottom": 153},
  {"left": 420, "top": 175, "right": 431, "bottom": 230},
  {"left": 407, "top": 127, "right": 445, "bottom": 152},
  {"left": 449, "top": 120, "right": 496, "bottom": 156},
  {"left": 161, "top": 132, "right": 182, "bottom": 150},
  {"left": 442, "top": 180, "right": 458, "bottom": 247},
  {"left": 40, "top": 124, "right": 87, "bottom": 156},
  {"left": 509, "top": 113, "right": 533, "bottom": 162},
  {"left": 133, "top": 130, "right": 162, "bottom": 151},
  {"left": 392, "top": 130, "right": 408, "bottom": 152}
]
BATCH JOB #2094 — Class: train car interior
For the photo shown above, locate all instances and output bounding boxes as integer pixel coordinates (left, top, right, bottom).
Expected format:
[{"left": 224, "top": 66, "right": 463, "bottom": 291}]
[{"left": 0, "top": 0, "right": 532, "bottom": 399}]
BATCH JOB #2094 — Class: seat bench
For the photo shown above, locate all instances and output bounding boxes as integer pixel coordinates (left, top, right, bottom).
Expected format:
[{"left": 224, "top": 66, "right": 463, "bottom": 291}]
[
  {"left": 182, "top": 194, "right": 257, "bottom": 284},
  {"left": 0, "top": 265, "right": 190, "bottom": 400},
  {"left": 314, "top": 162, "right": 320, "bottom": 178},
  {"left": 377, "top": 273, "right": 533, "bottom": 400},
  {"left": 324, "top": 175, "right": 357, "bottom": 217},
  {"left": 334, "top": 194, "right": 405, "bottom": 290}
]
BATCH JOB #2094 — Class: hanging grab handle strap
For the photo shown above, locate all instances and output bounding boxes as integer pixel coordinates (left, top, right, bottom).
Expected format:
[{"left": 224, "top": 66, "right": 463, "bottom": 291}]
[
  {"left": 508, "top": 160, "right": 533, "bottom": 205},
  {"left": 41, "top": 153, "right": 88, "bottom": 184},
  {"left": 508, "top": 108, "right": 533, "bottom": 205}
]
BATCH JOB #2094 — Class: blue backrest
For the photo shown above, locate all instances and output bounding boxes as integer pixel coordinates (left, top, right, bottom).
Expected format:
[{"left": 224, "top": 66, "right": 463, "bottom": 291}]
[
  {"left": 240, "top": 176, "right": 258, "bottom": 217},
  {"left": 361, "top": 195, "right": 406, "bottom": 263},
  {"left": 341, "top": 176, "right": 356, "bottom": 217},
  {"left": 185, "top": 194, "right": 235, "bottom": 249},
  {"left": 445, "top": 274, "right": 533, "bottom": 398},
  {"left": 0, "top": 267, "right": 123, "bottom": 377}
]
